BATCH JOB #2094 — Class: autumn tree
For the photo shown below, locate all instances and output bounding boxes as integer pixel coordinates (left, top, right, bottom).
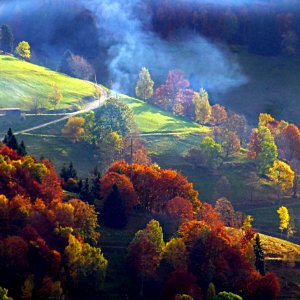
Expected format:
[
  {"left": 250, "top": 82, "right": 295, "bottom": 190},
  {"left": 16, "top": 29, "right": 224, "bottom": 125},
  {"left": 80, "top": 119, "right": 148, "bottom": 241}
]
[
  {"left": 62, "top": 117, "right": 85, "bottom": 143},
  {"left": 248, "top": 126, "right": 278, "bottom": 174},
  {"left": 128, "top": 220, "right": 164, "bottom": 296},
  {"left": 210, "top": 104, "right": 228, "bottom": 126},
  {"left": 154, "top": 69, "right": 190, "bottom": 112},
  {"left": 254, "top": 234, "right": 265, "bottom": 276},
  {"left": 223, "top": 112, "right": 247, "bottom": 144},
  {"left": 163, "top": 271, "right": 199, "bottom": 300},
  {"left": 163, "top": 237, "right": 188, "bottom": 271},
  {"left": 193, "top": 89, "right": 212, "bottom": 124},
  {"left": 48, "top": 82, "right": 62, "bottom": 110},
  {"left": 215, "top": 128, "right": 240, "bottom": 158},
  {"left": 15, "top": 41, "right": 31, "bottom": 60},
  {"left": 69, "top": 54, "right": 94, "bottom": 80},
  {"left": 0, "top": 25, "right": 13, "bottom": 53},
  {"left": 101, "top": 184, "right": 127, "bottom": 229},
  {"left": 135, "top": 67, "right": 154, "bottom": 101},
  {"left": 267, "top": 160, "right": 294, "bottom": 200},
  {"left": 215, "top": 197, "right": 236, "bottom": 227},
  {"left": 276, "top": 124, "right": 300, "bottom": 197},
  {"left": 65, "top": 234, "right": 108, "bottom": 293},
  {"left": 58, "top": 50, "right": 94, "bottom": 80},
  {"left": 107, "top": 161, "right": 200, "bottom": 213},
  {"left": 99, "top": 171, "right": 138, "bottom": 210},
  {"left": 258, "top": 113, "right": 275, "bottom": 127},
  {"left": 166, "top": 197, "right": 194, "bottom": 222},
  {"left": 277, "top": 206, "right": 290, "bottom": 236}
]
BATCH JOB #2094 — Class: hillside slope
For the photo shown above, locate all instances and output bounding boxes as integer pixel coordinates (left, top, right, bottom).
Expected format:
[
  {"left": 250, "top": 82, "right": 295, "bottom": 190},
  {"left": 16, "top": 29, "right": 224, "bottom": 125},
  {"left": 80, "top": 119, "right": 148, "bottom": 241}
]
[{"left": 0, "top": 55, "right": 95, "bottom": 111}]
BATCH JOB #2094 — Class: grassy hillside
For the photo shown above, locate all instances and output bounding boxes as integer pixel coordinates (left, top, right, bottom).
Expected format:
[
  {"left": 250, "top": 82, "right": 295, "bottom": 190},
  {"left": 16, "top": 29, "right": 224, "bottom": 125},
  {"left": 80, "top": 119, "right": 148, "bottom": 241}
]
[{"left": 0, "top": 55, "right": 95, "bottom": 110}]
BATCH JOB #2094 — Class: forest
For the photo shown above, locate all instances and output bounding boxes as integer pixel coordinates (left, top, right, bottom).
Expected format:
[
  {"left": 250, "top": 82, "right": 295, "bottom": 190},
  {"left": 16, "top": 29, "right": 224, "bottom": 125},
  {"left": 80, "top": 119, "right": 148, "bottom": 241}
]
[{"left": 0, "top": 0, "right": 300, "bottom": 299}]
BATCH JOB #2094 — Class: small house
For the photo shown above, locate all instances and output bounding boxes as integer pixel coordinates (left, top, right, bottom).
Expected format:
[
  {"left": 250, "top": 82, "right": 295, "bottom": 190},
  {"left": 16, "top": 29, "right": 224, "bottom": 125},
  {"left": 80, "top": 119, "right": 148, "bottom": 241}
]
[{"left": 0, "top": 108, "right": 22, "bottom": 117}]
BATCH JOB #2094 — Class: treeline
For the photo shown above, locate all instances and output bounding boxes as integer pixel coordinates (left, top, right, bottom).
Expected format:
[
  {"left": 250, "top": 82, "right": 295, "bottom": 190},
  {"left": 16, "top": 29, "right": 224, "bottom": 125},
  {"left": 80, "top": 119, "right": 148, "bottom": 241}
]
[{"left": 143, "top": 0, "right": 300, "bottom": 56}]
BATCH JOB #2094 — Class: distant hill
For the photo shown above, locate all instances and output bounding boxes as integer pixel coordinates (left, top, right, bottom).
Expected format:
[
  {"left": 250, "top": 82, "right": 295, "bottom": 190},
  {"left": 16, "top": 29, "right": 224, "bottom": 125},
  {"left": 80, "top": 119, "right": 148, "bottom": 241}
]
[{"left": 0, "top": 55, "right": 95, "bottom": 111}]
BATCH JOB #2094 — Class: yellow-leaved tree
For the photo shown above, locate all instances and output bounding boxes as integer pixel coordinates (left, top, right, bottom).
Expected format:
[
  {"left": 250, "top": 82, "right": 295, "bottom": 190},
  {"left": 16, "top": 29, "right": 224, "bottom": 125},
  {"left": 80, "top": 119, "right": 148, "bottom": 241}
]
[
  {"left": 15, "top": 41, "right": 31, "bottom": 60},
  {"left": 193, "top": 88, "right": 212, "bottom": 124},
  {"left": 277, "top": 206, "right": 290, "bottom": 236},
  {"left": 62, "top": 117, "right": 85, "bottom": 143},
  {"left": 48, "top": 82, "right": 62, "bottom": 110},
  {"left": 267, "top": 160, "right": 294, "bottom": 201}
]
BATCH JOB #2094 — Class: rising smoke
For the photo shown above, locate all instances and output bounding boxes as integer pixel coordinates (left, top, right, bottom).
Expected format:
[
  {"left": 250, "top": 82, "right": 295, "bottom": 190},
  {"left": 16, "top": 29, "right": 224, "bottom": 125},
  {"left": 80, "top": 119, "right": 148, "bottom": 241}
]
[{"left": 81, "top": 0, "right": 248, "bottom": 94}]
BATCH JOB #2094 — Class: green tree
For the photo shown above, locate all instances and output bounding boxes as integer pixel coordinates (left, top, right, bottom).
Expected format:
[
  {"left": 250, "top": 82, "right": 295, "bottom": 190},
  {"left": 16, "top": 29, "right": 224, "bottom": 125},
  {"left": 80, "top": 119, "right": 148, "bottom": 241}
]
[
  {"left": 97, "top": 131, "right": 124, "bottom": 171},
  {"left": 15, "top": 41, "right": 31, "bottom": 60},
  {"left": 214, "top": 291, "right": 243, "bottom": 300},
  {"left": 0, "top": 25, "right": 14, "bottom": 53},
  {"left": 135, "top": 67, "right": 154, "bottom": 101},
  {"left": 193, "top": 89, "right": 212, "bottom": 124},
  {"left": 0, "top": 286, "right": 13, "bottom": 300},
  {"left": 256, "top": 126, "right": 278, "bottom": 174},
  {"left": 199, "top": 136, "right": 222, "bottom": 169},
  {"left": 207, "top": 282, "right": 216, "bottom": 300},
  {"left": 253, "top": 234, "right": 265, "bottom": 276},
  {"left": 102, "top": 184, "right": 127, "bottom": 229},
  {"left": 175, "top": 295, "right": 194, "bottom": 300},
  {"left": 48, "top": 82, "right": 62, "bottom": 110}
]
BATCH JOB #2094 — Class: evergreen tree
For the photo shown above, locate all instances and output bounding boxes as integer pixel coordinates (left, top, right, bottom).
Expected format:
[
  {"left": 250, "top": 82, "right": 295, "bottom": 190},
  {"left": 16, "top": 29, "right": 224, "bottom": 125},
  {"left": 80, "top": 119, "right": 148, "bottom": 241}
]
[
  {"left": 0, "top": 25, "right": 13, "bottom": 53},
  {"left": 102, "top": 184, "right": 127, "bottom": 229},
  {"left": 135, "top": 67, "right": 154, "bottom": 101},
  {"left": 253, "top": 234, "right": 266, "bottom": 276},
  {"left": 60, "top": 163, "right": 69, "bottom": 182},
  {"left": 80, "top": 178, "right": 92, "bottom": 204},
  {"left": 91, "top": 167, "right": 101, "bottom": 199},
  {"left": 3, "top": 128, "right": 18, "bottom": 150},
  {"left": 17, "top": 140, "right": 27, "bottom": 156},
  {"left": 68, "top": 162, "right": 77, "bottom": 179},
  {"left": 77, "top": 179, "right": 83, "bottom": 194}
]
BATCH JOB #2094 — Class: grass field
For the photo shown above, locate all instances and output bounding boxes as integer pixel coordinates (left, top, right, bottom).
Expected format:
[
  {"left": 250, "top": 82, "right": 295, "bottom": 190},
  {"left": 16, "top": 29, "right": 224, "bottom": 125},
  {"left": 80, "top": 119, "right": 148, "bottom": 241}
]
[{"left": 0, "top": 55, "right": 95, "bottom": 111}]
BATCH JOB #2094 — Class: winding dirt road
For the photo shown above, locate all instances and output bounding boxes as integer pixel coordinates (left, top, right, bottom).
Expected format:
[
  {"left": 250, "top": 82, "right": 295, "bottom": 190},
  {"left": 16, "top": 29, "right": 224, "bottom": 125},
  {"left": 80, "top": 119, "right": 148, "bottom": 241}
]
[{"left": 14, "top": 84, "right": 107, "bottom": 136}]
